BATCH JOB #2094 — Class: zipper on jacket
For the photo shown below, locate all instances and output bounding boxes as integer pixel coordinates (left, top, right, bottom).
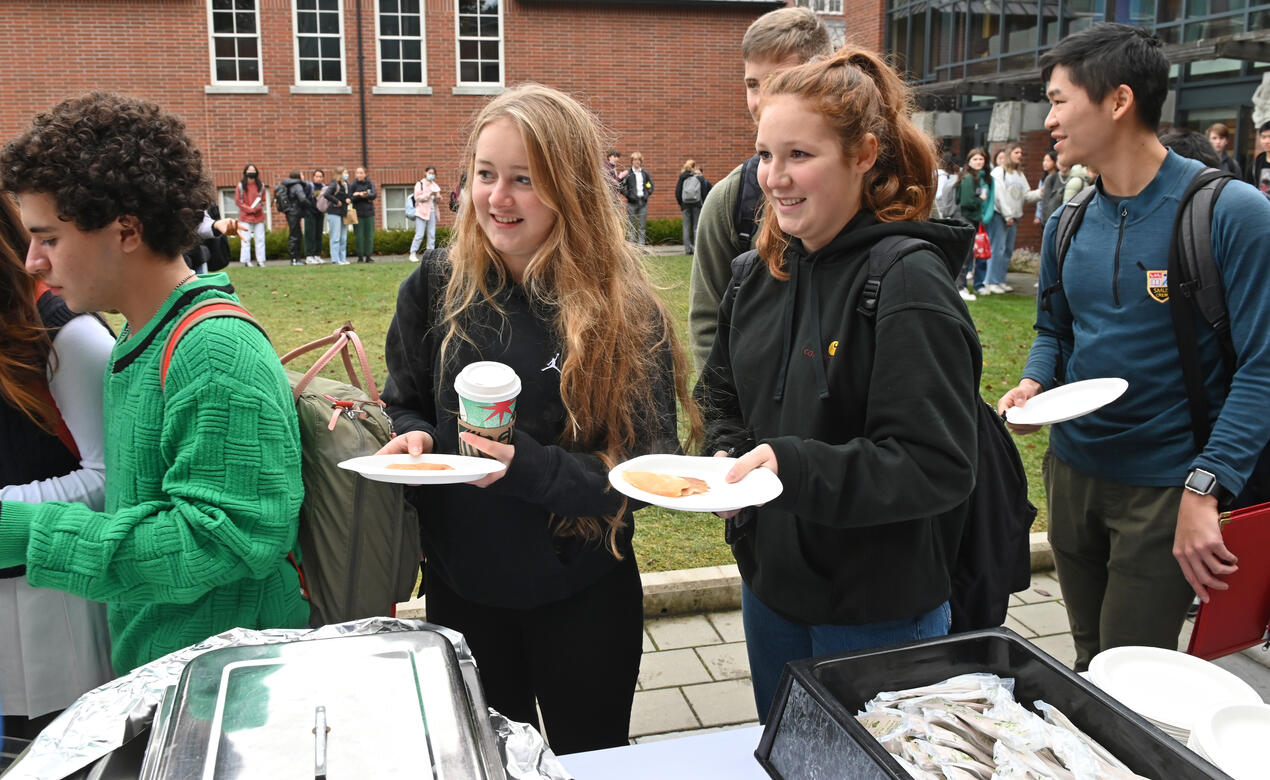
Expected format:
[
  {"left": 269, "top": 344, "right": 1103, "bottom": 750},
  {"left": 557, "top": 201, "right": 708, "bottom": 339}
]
[{"left": 1112, "top": 205, "right": 1128, "bottom": 307}]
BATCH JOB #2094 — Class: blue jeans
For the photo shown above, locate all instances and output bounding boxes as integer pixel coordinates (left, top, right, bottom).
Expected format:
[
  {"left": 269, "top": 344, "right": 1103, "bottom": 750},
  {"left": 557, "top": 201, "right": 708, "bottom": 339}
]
[
  {"left": 409, "top": 211, "right": 437, "bottom": 254},
  {"left": 986, "top": 212, "right": 1016, "bottom": 286},
  {"left": 326, "top": 213, "right": 348, "bottom": 264},
  {"left": 741, "top": 582, "right": 951, "bottom": 723}
]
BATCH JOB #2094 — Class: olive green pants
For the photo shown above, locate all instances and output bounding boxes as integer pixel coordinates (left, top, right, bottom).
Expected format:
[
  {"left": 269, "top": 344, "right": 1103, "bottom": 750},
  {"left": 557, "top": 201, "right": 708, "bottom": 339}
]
[
  {"left": 1043, "top": 450, "right": 1196, "bottom": 671},
  {"left": 353, "top": 218, "right": 374, "bottom": 259}
]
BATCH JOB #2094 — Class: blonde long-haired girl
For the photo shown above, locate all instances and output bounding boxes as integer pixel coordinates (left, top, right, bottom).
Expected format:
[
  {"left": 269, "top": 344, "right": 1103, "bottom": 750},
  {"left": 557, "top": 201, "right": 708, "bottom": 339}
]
[
  {"left": 379, "top": 83, "right": 699, "bottom": 755},
  {"left": 696, "top": 47, "right": 982, "bottom": 721}
]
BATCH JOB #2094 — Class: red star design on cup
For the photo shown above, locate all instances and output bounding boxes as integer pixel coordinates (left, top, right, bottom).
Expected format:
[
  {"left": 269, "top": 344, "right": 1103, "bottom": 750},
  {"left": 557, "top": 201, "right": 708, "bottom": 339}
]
[{"left": 479, "top": 399, "right": 514, "bottom": 424}]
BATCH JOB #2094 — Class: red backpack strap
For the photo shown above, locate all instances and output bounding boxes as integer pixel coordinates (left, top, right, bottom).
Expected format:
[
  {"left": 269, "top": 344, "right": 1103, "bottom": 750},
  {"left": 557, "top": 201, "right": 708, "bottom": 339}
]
[{"left": 160, "top": 299, "right": 259, "bottom": 391}]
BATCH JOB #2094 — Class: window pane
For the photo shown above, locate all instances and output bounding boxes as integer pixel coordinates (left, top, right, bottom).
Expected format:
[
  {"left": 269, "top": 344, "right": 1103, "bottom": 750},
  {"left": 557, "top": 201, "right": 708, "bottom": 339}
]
[
  {"left": 213, "top": 10, "right": 233, "bottom": 33},
  {"left": 213, "top": 0, "right": 232, "bottom": 9},
  {"left": 403, "top": 61, "right": 422, "bottom": 82},
  {"left": 320, "top": 37, "right": 339, "bottom": 58},
  {"left": 298, "top": 0, "right": 316, "bottom": 9},
  {"left": 382, "top": 15, "right": 399, "bottom": 35},
  {"left": 481, "top": 62, "right": 499, "bottom": 82},
  {"left": 1041, "top": 0, "right": 1061, "bottom": 44},
  {"left": 459, "top": 0, "right": 478, "bottom": 12},
  {"left": 300, "top": 59, "right": 320, "bottom": 80},
  {"left": 459, "top": 15, "right": 478, "bottom": 36},
  {"left": 480, "top": 15, "right": 499, "bottom": 37},
  {"left": 460, "top": 61, "right": 478, "bottom": 82},
  {"left": 459, "top": 40, "right": 478, "bottom": 59},
  {"left": 480, "top": 40, "right": 498, "bottom": 59},
  {"left": 402, "top": 39, "right": 420, "bottom": 60},
  {"left": 241, "top": 60, "right": 259, "bottom": 80},
  {"left": 1065, "top": 0, "right": 1104, "bottom": 36},
  {"left": 404, "top": 0, "right": 419, "bottom": 13},
  {"left": 1158, "top": 0, "right": 1182, "bottom": 22},
  {"left": 215, "top": 37, "right": 236, "bottom": 57},
  {"left": 299, "top": 37, "right": 319, "bottom": 57},
  {"left": 238, "top": 36, "right": 258, "bottom": 58},
  {"left": 322, "top": 60, "right": 342, "bottom": 81},
  {"left": 382, "top": 0, "right": 398, "bottom": 11},
  {"left": 383, "top": 39, "right": 400, "bottom": 59},
  {"left": 216, "top": 60, "right": 237, "bottom": 81},
  {"left": 890, "top": 15, "right": 908, "bottom": 71},
  {"left": 968, "top": 3, "right": 1000, "bottom": 60},
  {"left": 383, "top": 61, "right": 401, "bottom": 82},
  {"left": 298, "top": 13, "right": 317, "bottom": 33},
  {"left": 481, "top": 0, "right": 497, "bottom": 12},
  {"left": 403, "top": 15, "right": 419, "bottom": 36},
  {"left": 319, "top": 0, "right": 338, "bottom": 8},
  {"left": 1003, "top": 4, "right": 1038, "bottom": 53},
  {"left": 1126, "top": 0, "right": 1154, "bottom": 26},
  {"left": 909, "top": 11, "right": 927, "bottom": 77},
  {"left": 237, "top": 11, "right": 256, "bottom": 33},
  {"left": 319, "top": 11, "right": 339, "bottom": 34}
]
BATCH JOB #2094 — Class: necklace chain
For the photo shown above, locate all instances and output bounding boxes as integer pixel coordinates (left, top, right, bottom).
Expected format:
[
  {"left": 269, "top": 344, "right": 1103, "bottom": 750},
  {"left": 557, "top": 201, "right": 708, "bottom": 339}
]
[{"left": 172, "top": 271, "right": 197, "bottom": 296}]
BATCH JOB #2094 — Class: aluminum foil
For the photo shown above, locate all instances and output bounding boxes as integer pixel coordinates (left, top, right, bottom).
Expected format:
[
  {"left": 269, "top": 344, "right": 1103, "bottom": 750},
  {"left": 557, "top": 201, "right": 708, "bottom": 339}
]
[{"left": 6, "top": 617, "right": 570, "bottom": 780}]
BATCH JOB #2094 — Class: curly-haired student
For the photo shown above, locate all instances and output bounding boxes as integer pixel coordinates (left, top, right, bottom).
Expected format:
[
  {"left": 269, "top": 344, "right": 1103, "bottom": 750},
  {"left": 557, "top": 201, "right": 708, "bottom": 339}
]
[{"left": 0, "top": 93, "right": 309, "bottom": 677}]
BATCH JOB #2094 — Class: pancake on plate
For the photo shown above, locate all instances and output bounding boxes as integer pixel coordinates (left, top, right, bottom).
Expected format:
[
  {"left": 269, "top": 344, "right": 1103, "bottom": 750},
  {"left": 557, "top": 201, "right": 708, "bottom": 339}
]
[
  {"left": 622, "top": 471, "right": 709, "bottom": 497},
  {"left": 386, "top": 461, "right": 455, "bottom": 471}
]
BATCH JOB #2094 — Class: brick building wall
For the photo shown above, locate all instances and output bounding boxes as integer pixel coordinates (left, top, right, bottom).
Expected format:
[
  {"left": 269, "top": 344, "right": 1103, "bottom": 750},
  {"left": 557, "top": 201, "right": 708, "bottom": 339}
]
[{"left": 0, "top": 0, "right": 815, "bottom": 227}]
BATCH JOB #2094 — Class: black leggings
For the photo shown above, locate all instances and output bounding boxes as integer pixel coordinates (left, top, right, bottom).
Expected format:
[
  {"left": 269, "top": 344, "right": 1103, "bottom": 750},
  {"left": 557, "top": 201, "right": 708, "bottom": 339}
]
[{"left": 424, "top": 555, "right": 644, "bottom": 755}]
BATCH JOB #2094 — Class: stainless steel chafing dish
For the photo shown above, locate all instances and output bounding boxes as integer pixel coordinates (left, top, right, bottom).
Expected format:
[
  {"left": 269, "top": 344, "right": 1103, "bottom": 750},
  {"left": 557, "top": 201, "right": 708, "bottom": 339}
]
[{"left": 139, "top": 630, "right": 505, "bottom": 780}]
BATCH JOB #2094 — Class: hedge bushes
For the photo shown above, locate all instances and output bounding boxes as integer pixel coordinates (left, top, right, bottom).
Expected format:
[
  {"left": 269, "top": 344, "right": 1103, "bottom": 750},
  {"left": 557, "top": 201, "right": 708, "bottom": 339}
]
[
  {"left": 227, "top": 225, "right": 454, "bottom": 259},
  {"left": 227, "top": 218, "right": 688, "bottom": 258}
]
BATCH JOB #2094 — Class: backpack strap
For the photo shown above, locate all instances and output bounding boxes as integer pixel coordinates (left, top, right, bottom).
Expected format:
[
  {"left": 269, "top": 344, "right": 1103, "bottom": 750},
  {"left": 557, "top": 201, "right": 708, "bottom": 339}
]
[
  {"left": 857, "top": 236, "right": 942, "bottom": 319},
  {"left": 1167, "top": 166, "right": 1234, "bottom": 451},
  {"left": 160, "top": 299, "right": 262, "bottom": 391},
  {"left": 728, "top": 249, "right": 762, "bottom": 302},
  {"left": 1040, "top": 184, "right": 1097, "bottom": 314},
  {"left": 732, "top": 154, "right": 763, "bottom": 244}
]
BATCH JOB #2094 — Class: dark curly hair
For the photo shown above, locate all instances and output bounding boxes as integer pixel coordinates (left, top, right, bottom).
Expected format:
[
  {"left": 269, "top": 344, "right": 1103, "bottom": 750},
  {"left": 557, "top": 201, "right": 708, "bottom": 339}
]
[{"left": 0, "top": 92, "right": 212, "bottom": 257}]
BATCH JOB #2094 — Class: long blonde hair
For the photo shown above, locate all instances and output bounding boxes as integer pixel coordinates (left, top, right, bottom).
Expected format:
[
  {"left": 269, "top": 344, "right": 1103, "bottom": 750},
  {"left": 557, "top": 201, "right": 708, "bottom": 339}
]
[
  {"left": 443, "top": 84, "right": 701, "bottom": 553},
  {"left": 755, "top": 46, "right": 936, "bottom": 277}
]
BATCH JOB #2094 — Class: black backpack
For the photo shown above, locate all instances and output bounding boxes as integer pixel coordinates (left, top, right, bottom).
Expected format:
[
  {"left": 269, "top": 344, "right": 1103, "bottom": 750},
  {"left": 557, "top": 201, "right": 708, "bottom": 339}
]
[
  {"left": 727, "top": 237, "right": 1037, "bottom": 632},
  {"left": 1042, "top": 167, "right": 1268, "bottom": 508},
  {"left": 274, "top": 181, "right": 294, "bottom": 214},
  {"left": 732, "top": 154, "right": 763, "bottom": 245}
]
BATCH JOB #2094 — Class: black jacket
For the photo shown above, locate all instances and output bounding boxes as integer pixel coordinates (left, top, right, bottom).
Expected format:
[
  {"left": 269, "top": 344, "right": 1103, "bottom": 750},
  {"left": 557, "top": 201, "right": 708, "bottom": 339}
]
[
  {"left": 675, "top": 171, "right": 709, "bottom": 209},
  {"left": 620, "top": 168, "right": 654, "bottom": 204},
  {"left": 382, "top": 253, "right": 681, "bottom": 608},
  {"left": 321, "top": 181, "right": 350, "bottom": 217},
  {"left": 278, "top": 177, "right": 308, "bottom": 216},
  {"left": 349, "top": 178, "right": 377, "bottom": 218},
  {"left": 695, "top": 215, "right": 980, "bottom": 625}
]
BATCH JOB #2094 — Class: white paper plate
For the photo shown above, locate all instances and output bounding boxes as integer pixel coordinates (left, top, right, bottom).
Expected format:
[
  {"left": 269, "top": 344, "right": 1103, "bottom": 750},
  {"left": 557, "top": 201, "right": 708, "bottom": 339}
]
[
  {"left": 338, "top": 454, "right": 505, "bottom": 485},
  {"left": 1194, "top": 703, "right": 1270, "bottom": 780},
  {"left": 609, "top": 454, "right": 783, "bottom": 513},
  {"left": 1088, "top": 647, "right": 1262, "bottom": 733},
  {"left": 1005, "top": 377, "right": 1129, "bottom": 426}
]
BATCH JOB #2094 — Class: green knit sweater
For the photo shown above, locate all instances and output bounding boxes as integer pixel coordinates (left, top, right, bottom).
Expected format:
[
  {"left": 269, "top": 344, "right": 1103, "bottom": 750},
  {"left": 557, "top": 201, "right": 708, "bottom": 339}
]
[{"left": 0, "top": 275, "right": 309, "bottom": 674}]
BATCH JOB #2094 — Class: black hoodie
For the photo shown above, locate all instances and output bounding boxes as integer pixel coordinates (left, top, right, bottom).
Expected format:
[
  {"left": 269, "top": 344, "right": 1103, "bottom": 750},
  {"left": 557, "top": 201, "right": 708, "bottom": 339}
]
[{"left": 696, "top": 214, "right": 980, "bottom": 625}]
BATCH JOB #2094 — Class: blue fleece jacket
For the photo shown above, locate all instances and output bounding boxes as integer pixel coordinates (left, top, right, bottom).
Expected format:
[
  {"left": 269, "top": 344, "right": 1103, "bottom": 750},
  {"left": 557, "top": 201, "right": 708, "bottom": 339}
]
[{"left": 1024, "top": 150, "right": 1270, "bottom": 495}]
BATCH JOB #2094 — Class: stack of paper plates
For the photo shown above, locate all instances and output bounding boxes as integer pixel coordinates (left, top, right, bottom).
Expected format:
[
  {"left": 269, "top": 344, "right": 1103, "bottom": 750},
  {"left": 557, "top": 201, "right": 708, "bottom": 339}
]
[
  {"left": 1088, "top": 647, "right": 1263, "bottom": 743},
  {"left": 1188, "top": 703, "right": 1270, "bottom": 779}
]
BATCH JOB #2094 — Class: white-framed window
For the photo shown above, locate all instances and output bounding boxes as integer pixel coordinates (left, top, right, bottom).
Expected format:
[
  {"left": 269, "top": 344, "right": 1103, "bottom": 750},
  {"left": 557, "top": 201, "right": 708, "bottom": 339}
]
[
  {"left": 218, "top": 188, "right": 240, "bottom": 220},
  {"left": 383, "top": 185, "right": 413, "bottom": 229},
  {"left": 455, "top": 0, "right": 503, "bottom": 87},
  {"left": 376, "top": 0, "right": 427, "bottom": 88},
  {"left": 796, "top": 0, "right": 844, "bottom": 13},
  {"left": 207, "top": 0, "right": 263, "bottom": 87},
  {"left": 293, "top": 0, "right": 345, "bottom": 85}
]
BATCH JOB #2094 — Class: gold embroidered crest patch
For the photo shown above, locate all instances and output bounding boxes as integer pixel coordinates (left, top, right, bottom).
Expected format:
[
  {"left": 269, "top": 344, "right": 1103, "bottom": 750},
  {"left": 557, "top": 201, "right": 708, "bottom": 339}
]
[{"left": 1146, "top": 270, "right": 1168, "bottom": 303}]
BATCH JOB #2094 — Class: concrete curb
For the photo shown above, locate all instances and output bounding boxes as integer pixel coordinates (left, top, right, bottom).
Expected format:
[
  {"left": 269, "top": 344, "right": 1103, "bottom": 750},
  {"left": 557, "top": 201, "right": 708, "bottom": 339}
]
[{"left": 397, "top": 533, "right": 1056, "bottom": 620}]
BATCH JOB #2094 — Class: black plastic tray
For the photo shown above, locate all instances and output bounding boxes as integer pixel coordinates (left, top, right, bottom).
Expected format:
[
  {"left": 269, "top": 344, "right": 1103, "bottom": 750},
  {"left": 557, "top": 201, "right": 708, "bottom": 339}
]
[{"left": 755, "top": 627, "right": 1230, "bottom": 779}]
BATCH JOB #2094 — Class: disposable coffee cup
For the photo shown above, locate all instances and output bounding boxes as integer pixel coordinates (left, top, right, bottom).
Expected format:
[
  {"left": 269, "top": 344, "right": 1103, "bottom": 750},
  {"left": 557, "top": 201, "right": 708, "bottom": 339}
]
[{"left": 454, "top": 361, "right": 522, "bottom": 458}]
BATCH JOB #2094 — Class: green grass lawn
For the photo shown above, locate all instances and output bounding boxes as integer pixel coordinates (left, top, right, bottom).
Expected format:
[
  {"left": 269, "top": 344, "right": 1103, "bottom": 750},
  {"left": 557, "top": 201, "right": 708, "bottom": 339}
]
[{"left": 110, "top": 257, "right": 1047, "bottom": 572}]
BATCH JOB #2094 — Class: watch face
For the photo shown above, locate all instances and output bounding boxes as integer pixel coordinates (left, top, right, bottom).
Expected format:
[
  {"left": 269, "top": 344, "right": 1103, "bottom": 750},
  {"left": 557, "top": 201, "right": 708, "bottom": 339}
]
[{"left": 1187, "top": 469, "right": 1218, "bottom": 494}]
